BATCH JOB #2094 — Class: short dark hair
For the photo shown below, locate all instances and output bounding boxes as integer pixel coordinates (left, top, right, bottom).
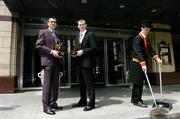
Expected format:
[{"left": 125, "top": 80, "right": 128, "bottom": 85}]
[
  {"left": 140, "top": 20, "right": 152, "bottom": 28},
  {"left": 47, "top": 16, "right": 57, "bottom": 22}
]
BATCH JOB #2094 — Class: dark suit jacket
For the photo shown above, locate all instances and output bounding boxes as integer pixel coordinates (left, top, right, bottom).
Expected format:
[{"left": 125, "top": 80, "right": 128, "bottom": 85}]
[
  {"left": 36, "top": 29, "right": 60, "bottom": 66},
  {"left": 74, "top": 31, "right": 96, "bottom": 68}
]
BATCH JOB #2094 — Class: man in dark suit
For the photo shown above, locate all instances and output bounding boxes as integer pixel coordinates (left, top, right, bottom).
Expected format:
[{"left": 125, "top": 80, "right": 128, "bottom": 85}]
[
  {"left": 130, "top": 20, "right": 162, "bottom": 108},
  {"left": 36, "top": 17, "right": 63, "bottom": 115},
  {"left": 72, "top": 19, "right": 96, "bottom": 111}
]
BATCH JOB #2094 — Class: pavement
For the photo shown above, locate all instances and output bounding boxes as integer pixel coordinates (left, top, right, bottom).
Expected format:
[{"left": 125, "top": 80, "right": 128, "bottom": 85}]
[{"left": 0, "top": 85, "right": 180, "bottom": 119}]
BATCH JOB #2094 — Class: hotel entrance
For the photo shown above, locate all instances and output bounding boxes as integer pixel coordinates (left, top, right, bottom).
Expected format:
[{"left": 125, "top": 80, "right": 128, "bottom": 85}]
[{"left": 20, "top": 21, "right": 132, "bottom": 90}]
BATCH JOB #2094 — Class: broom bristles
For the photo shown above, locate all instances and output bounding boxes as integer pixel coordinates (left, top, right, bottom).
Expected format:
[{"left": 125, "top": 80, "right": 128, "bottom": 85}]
[{"left": 150, "top": 107, "right": 169, "bottom": 116}]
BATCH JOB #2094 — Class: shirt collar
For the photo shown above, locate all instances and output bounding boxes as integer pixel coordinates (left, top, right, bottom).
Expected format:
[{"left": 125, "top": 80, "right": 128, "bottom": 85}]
[
  {"left": 48, "top": 28, "right": 54, "bottom": 32},
  {"left": 80, "top": 30, "right": 87, "bottom": 36},
  {"left": 140, "top": 32, "right": 146, "bottom": 39}
]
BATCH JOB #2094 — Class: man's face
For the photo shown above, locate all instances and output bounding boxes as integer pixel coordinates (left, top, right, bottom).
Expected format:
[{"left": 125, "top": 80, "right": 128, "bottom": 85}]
[
  {"left": 78, "top": 20, "right": 87, "bottom": 32},
  {"left": 47, "top": 18, "right": 57, "bottom": 30},
  {"left": 141, "top": 27, "right": 151, "bottom": 36}
]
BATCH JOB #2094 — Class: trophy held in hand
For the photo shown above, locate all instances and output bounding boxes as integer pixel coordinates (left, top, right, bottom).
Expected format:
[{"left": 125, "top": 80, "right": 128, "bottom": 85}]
[
  {"left": 71, "top": 42, "right": 81, "bottom": 56},
  {"left": 53, "top": 42, "right": 64, "bottom": 56}
]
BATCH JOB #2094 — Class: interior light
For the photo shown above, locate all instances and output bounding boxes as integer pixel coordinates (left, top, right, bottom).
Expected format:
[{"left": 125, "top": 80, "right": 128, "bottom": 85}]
[
  {"left": 81, "top": 0, "right": 87, "bottom": 4},
  {"left": 105, "top": 23, "right": 110, "bottom": 26},
  {"left": 151, "top": 9, "right": 157, "bottom": 13},
  {"left": 120, "top": 4, "right": 125, "bottom": 9}
]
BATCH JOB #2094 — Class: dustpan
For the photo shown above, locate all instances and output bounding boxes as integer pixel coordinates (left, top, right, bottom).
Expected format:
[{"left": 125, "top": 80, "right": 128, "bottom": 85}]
[
  {"left": 144, "top": 71, "right": 170, "bottom": 116},
  {"left": 152, "top": 63, "right": 172, "bottom": 111}
]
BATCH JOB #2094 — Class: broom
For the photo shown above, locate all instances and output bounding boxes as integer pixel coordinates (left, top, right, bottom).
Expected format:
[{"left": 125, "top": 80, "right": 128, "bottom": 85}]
[{"left": 144, "top": 71, "right": 169, "bottom": 116}]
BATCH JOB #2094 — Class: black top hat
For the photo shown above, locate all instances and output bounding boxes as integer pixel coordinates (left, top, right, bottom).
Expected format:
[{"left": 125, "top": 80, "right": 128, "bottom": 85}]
[{"left": 140, "top": 20, "right": 152, "bottom": 28}]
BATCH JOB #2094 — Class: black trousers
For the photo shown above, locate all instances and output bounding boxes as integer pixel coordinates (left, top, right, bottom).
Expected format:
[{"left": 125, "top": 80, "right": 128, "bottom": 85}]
[
  {"left": 131, "top": 83, "right": 143, "bottom": 103},
  {"left": 78, "top": 66, "right": 95, "bottom": 106}
]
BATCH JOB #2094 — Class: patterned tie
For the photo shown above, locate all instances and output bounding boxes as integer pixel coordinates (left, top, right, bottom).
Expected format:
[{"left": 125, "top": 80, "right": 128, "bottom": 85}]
[
  {"left": 52, "top": 31, "right": 59, "bottom": 43},
  {"left": 79, "top": 33, "right": 83, "bottom": 43}
]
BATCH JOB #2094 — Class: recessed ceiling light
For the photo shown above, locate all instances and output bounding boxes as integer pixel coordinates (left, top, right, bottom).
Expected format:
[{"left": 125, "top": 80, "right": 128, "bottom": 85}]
[
  {"left": 151, "top": 9, "right": 157, "bottom": 13},
  {"left": 120, "top": 4, "right": 125, "bottom": 9},
  {"left": 105, "top": 23, "right": 110, "bottom": 26},
  {"left": 81, "top": 0, "right": 87, "bottom": 4}
]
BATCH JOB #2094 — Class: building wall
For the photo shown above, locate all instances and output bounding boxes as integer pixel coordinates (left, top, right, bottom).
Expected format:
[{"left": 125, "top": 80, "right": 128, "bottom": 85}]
[
  {"left": 0, "top": 1, "right": 178, "bottom": 91},
  {"left": 0, "top": 1, "right": 12, "bottom": 75},
  {"left": 148, "top": 23, "right": 178, "bottom": 85},
  {"left": 0, "top": 1, "right": 21, "bottom": 93},
  {"left": 152, "top": 23, "right": 175, "bottom": 72}
]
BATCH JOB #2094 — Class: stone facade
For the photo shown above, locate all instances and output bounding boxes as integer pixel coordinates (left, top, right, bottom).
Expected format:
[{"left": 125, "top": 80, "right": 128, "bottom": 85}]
[{"left": 0, "top": 1, "right": 21, "bottom": 92}]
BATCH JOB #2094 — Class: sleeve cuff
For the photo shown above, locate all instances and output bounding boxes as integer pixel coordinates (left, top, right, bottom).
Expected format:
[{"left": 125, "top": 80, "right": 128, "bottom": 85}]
[
  {"left": 140, "top": 61, "right": 146, "bottom": 67},
  {"left": 153, "top": 55, "right": 159, "bottom": 60}
]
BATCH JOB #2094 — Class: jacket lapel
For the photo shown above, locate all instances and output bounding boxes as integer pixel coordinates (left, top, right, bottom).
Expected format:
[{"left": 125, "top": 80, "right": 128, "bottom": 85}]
[
  {"left": 47, "top": 29, "right": 60, "bottom": 43},
  {"left": 47, "top": 29, "right": 55, "bottom": 40},
  {"left": 81, "top": 31, "right": 88, "bottom": 45}
]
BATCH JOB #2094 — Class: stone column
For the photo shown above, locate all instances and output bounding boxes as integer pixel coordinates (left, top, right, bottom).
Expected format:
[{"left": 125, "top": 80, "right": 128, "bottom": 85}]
[{"left": 0, "top": 1, "right": 21, "bottom": 93}]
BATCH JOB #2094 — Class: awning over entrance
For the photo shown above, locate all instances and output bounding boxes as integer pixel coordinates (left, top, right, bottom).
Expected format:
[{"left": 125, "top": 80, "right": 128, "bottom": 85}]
[{"left": 3, "top": 0, "right": 180, "bottom": 30}]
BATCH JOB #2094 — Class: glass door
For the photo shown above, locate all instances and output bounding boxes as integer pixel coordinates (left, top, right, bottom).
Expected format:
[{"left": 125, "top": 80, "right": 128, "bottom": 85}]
[
  {"left": 23, "top": 36, "right": 41, "bottom": 87},
  {"left": 94, "top": 38, "right": 105, "bottom": 85},
  {"left": 106, "top": 38, "right": 127, "bottom": 85},
  {"left": 23, "top": 35, "right": 69, "bottom": 88}
]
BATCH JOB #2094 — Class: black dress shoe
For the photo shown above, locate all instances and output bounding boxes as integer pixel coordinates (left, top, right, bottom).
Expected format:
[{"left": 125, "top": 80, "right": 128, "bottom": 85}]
[
  {"left": 51, "top": 105, "right": 63, "bottom": 110},
  {"left": 132, "top": 101, "right": 148, "bottom": 108},
  {"left": 43, "top": 109, "right": 56, "bottom": 115},
  {"left": 72, "top": 103, "right": 86, "bottom": 107},
  {"left": 83, "top": 106, "right": 95, "bottom": 111}
]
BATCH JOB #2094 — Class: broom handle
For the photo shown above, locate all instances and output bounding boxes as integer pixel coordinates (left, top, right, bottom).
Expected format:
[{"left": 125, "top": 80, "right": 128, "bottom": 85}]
[
  {"left": 144, "top": 71, "right": 158, "bottom": 107},
  {"left": 158, "top": 64, "right": 163, "bottom": 101}
]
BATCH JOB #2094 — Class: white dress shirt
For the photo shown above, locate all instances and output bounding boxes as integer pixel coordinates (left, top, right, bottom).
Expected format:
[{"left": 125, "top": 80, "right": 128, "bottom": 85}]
[{"left": 79, "top": 30, "right": 87, "bottom": 43}]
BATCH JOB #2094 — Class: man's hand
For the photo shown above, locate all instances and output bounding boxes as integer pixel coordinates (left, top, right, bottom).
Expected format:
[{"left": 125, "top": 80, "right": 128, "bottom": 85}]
[
  {"left": 76, "top": 50, "right": 84, "bottom": 56},
  {"left": 156, "top": 58, "right": 162, "bottom": 65},
  {"left": 71, "top": 54, "right": 77, "bottom": 57},
  {"left": 51, "top": 50, "right": 63, "bottom": 58},
  {"left": 142, "top": 65, "right": 147, "bottom": 73}
]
